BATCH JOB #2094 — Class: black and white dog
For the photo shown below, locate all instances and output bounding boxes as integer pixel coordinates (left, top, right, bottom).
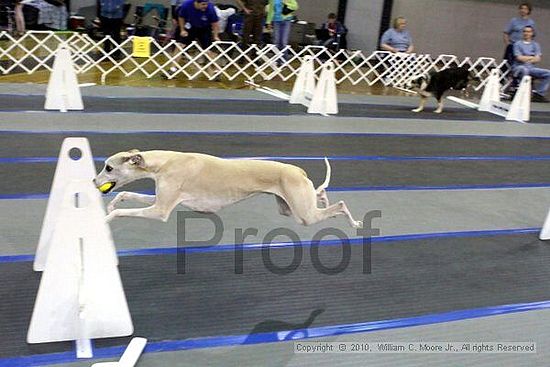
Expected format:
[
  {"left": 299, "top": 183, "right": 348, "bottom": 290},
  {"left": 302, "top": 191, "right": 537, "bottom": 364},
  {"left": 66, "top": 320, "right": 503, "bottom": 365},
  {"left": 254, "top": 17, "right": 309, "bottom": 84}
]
[{"left": 408, "top": 66, "right": 479, "bottom": 113}]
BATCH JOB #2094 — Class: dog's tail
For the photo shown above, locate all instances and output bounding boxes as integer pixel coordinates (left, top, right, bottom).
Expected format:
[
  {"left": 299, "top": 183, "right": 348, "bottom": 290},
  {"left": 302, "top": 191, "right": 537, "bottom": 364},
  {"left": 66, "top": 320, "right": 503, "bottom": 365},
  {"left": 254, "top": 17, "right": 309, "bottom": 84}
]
[{"left": 316, "top": 157, "right": 331, "bottom": 192}]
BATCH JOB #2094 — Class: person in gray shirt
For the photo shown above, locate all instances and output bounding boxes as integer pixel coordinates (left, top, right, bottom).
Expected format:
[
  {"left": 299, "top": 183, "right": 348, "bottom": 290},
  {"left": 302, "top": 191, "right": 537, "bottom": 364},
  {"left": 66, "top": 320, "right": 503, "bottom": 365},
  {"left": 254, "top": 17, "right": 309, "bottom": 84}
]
[{"left": 513, "top": 25, "right": 549, "bottom": 102}]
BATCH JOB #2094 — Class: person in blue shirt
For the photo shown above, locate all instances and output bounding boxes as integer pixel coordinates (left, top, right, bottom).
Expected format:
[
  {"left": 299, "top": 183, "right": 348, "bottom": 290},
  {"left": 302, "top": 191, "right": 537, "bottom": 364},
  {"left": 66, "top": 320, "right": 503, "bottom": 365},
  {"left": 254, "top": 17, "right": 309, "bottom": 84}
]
[
  {"left": 503, "top": 2, "right": 535, "bottom": 65},
  {"left": 380, "top": 17, "right": 414, "bottom": 54},
  {"left": 166, "top": 0, "right": 220, "bottom": 75},
  {"left": 513, "top": 26, "right": 549, "bottom": 102},
  {"left": 177, "top": 0, "right": 219, "bottom": 48}
]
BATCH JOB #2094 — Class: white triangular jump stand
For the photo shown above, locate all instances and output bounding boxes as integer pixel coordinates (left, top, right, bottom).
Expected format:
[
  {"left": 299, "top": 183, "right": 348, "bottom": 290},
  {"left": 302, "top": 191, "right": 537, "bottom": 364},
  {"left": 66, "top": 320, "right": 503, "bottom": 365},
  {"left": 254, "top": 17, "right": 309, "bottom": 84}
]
[
  {"left": 45, "top": 45, "right": 84, "bottom": 112},
  {"left": 34, "top": 138, "right": 116, "bottom": 271},
  {"left": 91, "top": 337, "right": 147, "bottom": 367},
  {"left": 477, "top": 68, "right": 531, "bottom": 123},
  {"left": 27, "top": 179, "right": 133, "bottom": 357},
  {"left": 540, "top": 208, "right": 550, "bottom": 240},
  {"left": 290, "top": 56, "right": 316, "bottom": 107},
  {"left": 506, "top": 75, "right": 531, "bottom": 122},
  {"left": 307, "top": 62, "right": 338, "bottom": 116},
  {"left": 478, "top": 68, "right": 501, "bottom": 113}
]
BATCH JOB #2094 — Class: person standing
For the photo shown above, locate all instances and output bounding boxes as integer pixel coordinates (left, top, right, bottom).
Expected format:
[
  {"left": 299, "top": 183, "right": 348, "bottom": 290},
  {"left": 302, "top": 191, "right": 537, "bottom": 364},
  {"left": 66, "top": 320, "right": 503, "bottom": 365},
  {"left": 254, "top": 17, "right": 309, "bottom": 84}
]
[
  {"left": 503, "top": 3, "right": 535, "bottom": 66},
  {"left": 14, "top": 0, "right": 26, "bottom": 36},
  {"left": 99, "top": 0, "right": 125, "bottom": 59},
  {"left": 167, "top": 0, "right": 219, "bottom": 76},
  {"left": 236, "top": 0, "right": 266, "bottom": 47},
  {"left": 380, "top": 17, "right": 413, "bottom": 54},
  {"left": 513, "top": 25, "right": 549, "bottom": 102},
  {"left": 176, "top": 0, "right": 219, "bottom": 48},
  {"left": 266, "top": 0, "right": 298, "bottom": 64}
]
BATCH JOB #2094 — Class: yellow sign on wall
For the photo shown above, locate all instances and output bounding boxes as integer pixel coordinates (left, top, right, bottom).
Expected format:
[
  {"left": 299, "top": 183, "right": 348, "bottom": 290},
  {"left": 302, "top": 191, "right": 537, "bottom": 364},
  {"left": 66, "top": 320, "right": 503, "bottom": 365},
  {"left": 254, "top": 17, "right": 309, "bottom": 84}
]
[{"left": 132, "top": 37, "right": 151, "bottom": 58}]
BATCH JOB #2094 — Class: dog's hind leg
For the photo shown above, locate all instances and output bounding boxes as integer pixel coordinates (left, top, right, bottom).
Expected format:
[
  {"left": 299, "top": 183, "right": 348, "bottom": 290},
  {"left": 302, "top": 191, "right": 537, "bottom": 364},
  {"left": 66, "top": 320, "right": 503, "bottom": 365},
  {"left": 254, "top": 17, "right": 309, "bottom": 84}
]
[
  {"left": 107, "top": 192, "right": 156, "bottom": 213},
  {"left": 300, "top": 200, "right": 363, "bottom": 228},
  {"left": 286, "top": 186, "right": 362, "bottom": 228},
  {"left": 275, "top": 195, "right": 292, "bottom": 216},
  {"left": 434, "top": 96, "right": 444, "bottom": 113}
]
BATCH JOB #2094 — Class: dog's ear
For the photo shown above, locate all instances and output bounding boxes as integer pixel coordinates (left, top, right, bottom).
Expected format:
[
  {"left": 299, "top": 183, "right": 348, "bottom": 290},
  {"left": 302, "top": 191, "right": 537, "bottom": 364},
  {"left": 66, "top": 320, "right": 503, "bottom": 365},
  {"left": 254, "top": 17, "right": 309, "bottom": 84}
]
[{"left": 127, "top": 154, "right": 145, "bottom": 168}]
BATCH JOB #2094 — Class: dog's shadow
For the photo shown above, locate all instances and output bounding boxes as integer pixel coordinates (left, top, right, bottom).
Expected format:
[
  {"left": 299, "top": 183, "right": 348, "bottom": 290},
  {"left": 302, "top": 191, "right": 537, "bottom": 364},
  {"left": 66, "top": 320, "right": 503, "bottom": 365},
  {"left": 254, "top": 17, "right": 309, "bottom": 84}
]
[
  {"left": 243, "top": 308, "right": 325, "bottom": 344},
  {"left": 200, "top": 308, "right": 326, "bottom": 367}
]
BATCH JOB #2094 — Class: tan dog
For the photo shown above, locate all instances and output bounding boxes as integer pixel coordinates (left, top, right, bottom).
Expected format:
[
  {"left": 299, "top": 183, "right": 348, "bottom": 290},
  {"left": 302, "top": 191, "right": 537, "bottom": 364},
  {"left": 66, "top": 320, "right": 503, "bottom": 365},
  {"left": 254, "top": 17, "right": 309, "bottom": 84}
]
[{"left": 94, "top": 150, "right": 363, "bottom": 228}]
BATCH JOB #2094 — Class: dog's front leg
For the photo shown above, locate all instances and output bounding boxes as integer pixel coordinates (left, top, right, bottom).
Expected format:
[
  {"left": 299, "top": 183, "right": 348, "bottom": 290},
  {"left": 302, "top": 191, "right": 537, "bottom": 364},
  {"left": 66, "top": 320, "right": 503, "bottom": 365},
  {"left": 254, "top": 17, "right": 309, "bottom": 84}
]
[
  {"left": 412, "top": 95, "right": 426, "bottom": 112},
  {"left": 105, "top": 186, "right": 180, "bottom": 223},
  {"left": 105, "top": 205, "right": 170, "bottom": 223},
  {"left": 107, "top": 192, "right": 156, "bottom": 213},
  {"left": 434, "top": 98, "right": 444, "bottom": 113}
]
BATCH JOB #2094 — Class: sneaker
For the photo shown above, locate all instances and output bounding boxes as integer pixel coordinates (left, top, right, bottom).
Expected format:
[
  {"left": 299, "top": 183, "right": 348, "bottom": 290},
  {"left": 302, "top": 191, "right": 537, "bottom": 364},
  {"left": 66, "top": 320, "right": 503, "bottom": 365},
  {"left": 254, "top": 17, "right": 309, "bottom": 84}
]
[{"left": 532, "top": 93, "right": 549, "bottom": 103}]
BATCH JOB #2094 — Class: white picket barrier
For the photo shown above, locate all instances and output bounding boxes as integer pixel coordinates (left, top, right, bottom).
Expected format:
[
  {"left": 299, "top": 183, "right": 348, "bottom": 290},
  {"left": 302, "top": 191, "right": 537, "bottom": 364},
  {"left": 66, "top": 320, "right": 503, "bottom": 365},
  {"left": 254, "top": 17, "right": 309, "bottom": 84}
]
[{"left": 0, "top": 31, "right": 512, "bottom": 91}]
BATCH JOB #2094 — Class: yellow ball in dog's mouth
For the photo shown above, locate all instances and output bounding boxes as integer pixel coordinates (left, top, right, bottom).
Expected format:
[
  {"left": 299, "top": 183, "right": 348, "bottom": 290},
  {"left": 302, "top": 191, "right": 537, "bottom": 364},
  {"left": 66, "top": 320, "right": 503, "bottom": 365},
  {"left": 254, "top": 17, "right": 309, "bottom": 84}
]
[{"left": 98, "top": 182, "right": 115, "bottom": 193}]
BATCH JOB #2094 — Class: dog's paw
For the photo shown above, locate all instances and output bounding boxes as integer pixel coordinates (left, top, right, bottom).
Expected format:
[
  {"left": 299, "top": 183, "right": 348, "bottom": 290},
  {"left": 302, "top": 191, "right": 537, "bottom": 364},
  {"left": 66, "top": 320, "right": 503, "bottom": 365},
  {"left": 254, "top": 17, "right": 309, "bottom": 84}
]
[
  {"left": 412, "top": 108, "right": 423, "bottom": 113},
  {"left": 352, "top": 220, "right": 363, "bottom": 229},
  {"left": 434, "top": 109, "right": 442, "bottom": 114}
]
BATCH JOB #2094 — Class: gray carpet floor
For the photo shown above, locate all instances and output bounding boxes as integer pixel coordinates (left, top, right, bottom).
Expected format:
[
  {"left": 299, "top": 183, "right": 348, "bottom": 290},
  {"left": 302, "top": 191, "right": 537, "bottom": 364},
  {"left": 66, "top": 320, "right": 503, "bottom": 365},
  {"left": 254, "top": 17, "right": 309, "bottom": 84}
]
[{"left": 1, "top": 82, "right": 550, "bottom": 367}]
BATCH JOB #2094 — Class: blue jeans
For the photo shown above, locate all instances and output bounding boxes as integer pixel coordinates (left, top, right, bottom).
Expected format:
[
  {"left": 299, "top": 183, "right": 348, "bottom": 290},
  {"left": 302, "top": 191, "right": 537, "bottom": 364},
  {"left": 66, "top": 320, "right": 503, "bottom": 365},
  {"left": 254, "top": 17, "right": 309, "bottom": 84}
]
[
  {"left": 514, "top": 65, "right": 550, "bottom": 96},
  {"left": 272, "top": 21, "right": 291, "bottom": 62}
]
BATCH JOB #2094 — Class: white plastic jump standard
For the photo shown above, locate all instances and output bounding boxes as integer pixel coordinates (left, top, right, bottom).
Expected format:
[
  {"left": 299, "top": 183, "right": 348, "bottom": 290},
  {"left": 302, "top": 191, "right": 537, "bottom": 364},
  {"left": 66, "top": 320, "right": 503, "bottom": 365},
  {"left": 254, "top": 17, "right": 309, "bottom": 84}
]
[
  {"left": 27, "top": 180, "right": 133, "bottom": 356},
  {"left": 44, "top": 45, "right": 84, "bottom": 112},
  {"left": 540, "top": 208, "right": 550, "bottom": 240},
  {"left": 478, "top": 68, "right": 531, "bottom": 123},
  {"left": 308, "top": 61, "right": 338, "bottom": 115},
  {"left": 506, "top": 75, "right": 531, "bottom": 122},
  {"left": 29, "top": 137, "right": 130, "bottom": 358},
  {"left": 478, "top": 68, "right": 501, "bottom": 113},
  {"left": 290, "top": 56, "right": 316, "bottom": 107},
  {"left": 91, "top": 337, "right": 147, "bottom": 367},
  {"left": 34, "top": 138, "right": 106, "bottom": 271}
]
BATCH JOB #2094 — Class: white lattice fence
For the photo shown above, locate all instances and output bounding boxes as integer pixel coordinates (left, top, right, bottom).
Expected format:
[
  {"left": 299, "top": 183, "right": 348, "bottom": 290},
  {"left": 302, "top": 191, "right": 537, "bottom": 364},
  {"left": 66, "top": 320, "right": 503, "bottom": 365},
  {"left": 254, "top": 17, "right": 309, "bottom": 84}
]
[{"left": 0, "top": 31, "right": 511, "bottom": 90}]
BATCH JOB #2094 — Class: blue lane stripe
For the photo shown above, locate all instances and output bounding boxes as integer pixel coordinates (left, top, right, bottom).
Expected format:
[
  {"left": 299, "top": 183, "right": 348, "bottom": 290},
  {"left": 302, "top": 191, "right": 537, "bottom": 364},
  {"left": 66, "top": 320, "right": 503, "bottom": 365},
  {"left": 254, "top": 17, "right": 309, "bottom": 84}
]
[
  {"left": 1, "top": 298, "right": 550, "bottom": 367},
  {"left": 1, "top": 183, "right": 550, "bottom": 201},
  {"left": 0, "top": 95, "right": 273, "bottom": 102},
  {"left": 1, "top": 110, "right": 299, "bottom": 117},
  {"left": 328, "top": 183, "right": 550, "bottom": 191},
  {"left": 2, "top": 155, "right": 550, "bottom": 164},
  {"left": 1, "top": 227, "right": 540, "bottom": 264},
  {"left": 0, "top": 106, "right": 547, "bottom": 123},
  {"left": 1, "top": 130, "right": 550, "bottom": 140}
]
